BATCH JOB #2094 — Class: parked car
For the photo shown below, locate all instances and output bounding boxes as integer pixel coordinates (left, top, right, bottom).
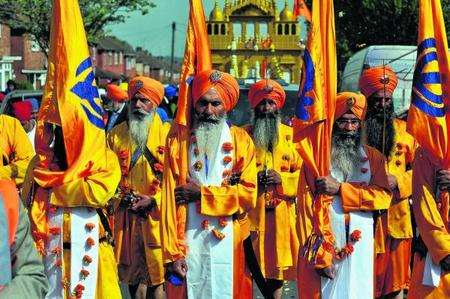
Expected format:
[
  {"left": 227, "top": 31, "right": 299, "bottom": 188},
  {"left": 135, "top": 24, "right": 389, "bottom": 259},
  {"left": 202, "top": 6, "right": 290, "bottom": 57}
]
[{"left": 0, "top": 90, "right": 44, "bottom": 116}]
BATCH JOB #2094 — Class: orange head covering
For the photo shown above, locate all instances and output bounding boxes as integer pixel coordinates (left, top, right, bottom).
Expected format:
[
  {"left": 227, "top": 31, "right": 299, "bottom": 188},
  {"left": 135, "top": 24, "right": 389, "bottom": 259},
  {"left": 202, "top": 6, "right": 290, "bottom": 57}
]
[
  {"left": 192, "top": 70, "right": 240, "bottom": 111},
  {"left": 106, "top": 84, "right": 128, "bottom": 102},
  {"left": 248, "top": 79, "right": 286, "bottom": 109},
  {"left": 359, "top": 65, "right": 398, "bottom": 98},
  {"left": 12, "top": 101, "right": 32, "bottom": 122},
  {"left": 128, "top": 76, "right": 164, "bottom": 106},
  {"left": 335, "top": 92, "right": 367, "bottom": 120}
]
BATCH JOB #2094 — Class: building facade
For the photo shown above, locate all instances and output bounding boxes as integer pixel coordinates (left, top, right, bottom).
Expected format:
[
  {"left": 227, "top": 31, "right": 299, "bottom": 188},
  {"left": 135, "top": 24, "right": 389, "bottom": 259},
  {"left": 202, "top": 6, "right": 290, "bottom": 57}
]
[
  {"left": 0, "top": 24, "right": 21, "bottom": 91},
  {"left": 206, "top": 0, "right": 303, "bottom": 84}
]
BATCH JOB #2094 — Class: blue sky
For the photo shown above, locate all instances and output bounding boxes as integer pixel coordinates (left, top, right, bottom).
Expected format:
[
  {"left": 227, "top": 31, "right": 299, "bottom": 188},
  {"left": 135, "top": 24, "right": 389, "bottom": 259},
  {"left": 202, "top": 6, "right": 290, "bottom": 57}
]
[{"left": 107, "top": 0, "right": 295, "bottom": 57}]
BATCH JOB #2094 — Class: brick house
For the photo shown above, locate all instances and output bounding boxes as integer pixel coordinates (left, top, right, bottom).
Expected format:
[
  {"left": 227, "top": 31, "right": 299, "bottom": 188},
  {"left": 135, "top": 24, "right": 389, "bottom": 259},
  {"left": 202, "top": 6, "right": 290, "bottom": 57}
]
[
  {"left": 0, "top": 24, "right": 21, "bottom": 91},
  {"left": 10, "top": 28, "right": 47, "bottom": 89}
]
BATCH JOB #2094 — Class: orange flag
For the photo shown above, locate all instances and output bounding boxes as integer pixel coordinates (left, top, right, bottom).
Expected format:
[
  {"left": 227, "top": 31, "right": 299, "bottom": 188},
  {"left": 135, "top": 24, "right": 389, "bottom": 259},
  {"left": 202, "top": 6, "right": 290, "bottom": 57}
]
[
  {"left": 174, "top": 0, "right": 212, "bottom": 127},
  {"left": 293, "top": 0, "right": 312, "bottom": 22},
  {"left": 34, "top": 0, "right": 111, "bottom": 187},
  {"left": 292, "top": 0, "right": 337, "bottom": 263},
  {"left": 407, "top": 0, "right": 450, "bottom": 167}
]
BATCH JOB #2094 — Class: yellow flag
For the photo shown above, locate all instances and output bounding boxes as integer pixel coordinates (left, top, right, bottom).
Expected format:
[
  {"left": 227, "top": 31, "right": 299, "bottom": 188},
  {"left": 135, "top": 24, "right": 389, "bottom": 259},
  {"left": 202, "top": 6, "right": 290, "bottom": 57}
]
[
  {"left": 34, "top": 0, "right": 111, "bottom": 187},
  {"left": 407, "top": 0, "right": 450, "bottom": 167},
  {"left": 292, "top": 0, "right": 337, "bottom": 264},
  {"left": 174, "top": 0, "right": 212, "bottom": 127}
]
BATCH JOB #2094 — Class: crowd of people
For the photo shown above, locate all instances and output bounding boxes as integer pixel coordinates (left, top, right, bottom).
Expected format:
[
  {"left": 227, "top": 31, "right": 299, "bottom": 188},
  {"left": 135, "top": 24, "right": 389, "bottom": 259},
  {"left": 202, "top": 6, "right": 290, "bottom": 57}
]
[{"left": 0, "top": 62, "right": 449, "bottom": 299}]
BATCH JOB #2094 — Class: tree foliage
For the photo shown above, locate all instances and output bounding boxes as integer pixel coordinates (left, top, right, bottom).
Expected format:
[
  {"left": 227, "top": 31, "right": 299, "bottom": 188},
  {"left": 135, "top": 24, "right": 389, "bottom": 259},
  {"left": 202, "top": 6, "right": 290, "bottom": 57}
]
[
  {"left": 0, "top": 0, "right": 155, "bottom": 55},
  {"left": 306, "top": 0, "right": 450, "bottom": 72}
]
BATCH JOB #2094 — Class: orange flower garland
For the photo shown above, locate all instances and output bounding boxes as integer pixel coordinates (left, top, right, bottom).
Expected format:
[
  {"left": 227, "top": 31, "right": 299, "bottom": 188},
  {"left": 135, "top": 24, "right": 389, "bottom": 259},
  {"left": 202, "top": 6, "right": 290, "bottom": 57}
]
[
  {"left": 80, "top": 269, "right": 90, "bottom": 279},
  {"left": 85, "top": 223, "right": 95, "bottom": 231},
  {"left": 333, "top": 230, "right": 362, "bottom": 260},
  {"left": 194, "top": 161, "right": 203, "bottom": 171},
  {"left": 223, "top": 156, "right": 232, "bottom": 164},
  {"left": 86, "top": 237, "right": 95, "bottom": 247},
  {"left": 83, "top": 255, "right": 92, "bottom": 264},
  {"left": 222, "top": 142, "right": 233, "bottom": 152}
]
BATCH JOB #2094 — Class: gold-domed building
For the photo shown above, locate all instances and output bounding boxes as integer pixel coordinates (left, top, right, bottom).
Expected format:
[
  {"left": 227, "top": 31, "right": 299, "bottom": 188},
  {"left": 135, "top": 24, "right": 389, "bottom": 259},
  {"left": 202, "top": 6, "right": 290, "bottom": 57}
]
[{"left": 207, "top": 0, "right": 303, "bottom": 84}]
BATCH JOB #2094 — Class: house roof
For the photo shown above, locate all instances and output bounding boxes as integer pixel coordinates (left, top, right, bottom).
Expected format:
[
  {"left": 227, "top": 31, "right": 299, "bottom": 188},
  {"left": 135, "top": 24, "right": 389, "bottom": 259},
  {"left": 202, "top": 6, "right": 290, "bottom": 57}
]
[{"left": 96, "top": 36, "right": 135, "bottom": 55}]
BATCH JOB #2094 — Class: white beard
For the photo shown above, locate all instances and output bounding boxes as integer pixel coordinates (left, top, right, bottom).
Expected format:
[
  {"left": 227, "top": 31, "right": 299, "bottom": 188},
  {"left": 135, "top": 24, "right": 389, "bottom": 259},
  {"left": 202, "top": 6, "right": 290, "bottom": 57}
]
[
  {"left": 195, "top": 117, "right": 226, "bottom": 164},
  {"left": 129, "top": 111, "right": 154, "bottom": 149}
]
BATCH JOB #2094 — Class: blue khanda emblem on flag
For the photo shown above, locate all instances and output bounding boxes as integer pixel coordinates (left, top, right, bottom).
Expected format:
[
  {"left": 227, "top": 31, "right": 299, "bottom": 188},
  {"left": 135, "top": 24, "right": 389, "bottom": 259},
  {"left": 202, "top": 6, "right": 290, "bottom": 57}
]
[
  {"left": 296, "top": 49, "right": 315, "bottom": 121},
  {"left": 411, "top": 38, "right": 446, "bottom": 117},
  {"left": 71, "top": 57, "right": 105, "bottom": 129}
]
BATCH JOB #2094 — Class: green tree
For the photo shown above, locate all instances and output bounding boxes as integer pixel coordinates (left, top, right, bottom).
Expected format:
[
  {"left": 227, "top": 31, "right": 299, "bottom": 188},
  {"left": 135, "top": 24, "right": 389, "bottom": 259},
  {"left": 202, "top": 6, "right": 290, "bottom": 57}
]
[
  {"left": 333, "top": 0, "right": 450, "bottom": 71},
  {"left": 0, "top": 0, "right": 155, "bottom": 55}
]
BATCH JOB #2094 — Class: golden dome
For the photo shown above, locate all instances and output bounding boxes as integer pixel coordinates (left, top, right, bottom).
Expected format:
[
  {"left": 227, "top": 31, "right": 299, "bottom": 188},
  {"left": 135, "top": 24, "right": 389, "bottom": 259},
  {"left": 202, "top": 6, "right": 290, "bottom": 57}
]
[
  {"left": 209, "top": 1, "right": 224, "bottom": 22},
  {"left": 279, "top": 1, "right": 293, "bottom": 22}
]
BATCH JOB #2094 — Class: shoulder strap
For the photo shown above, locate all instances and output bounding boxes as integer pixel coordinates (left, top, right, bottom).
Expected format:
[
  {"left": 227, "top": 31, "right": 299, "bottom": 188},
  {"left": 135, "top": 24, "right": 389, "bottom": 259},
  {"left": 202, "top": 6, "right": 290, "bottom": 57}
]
[{"left": 129, "top": 146, "right": 163, "bottom": 182}]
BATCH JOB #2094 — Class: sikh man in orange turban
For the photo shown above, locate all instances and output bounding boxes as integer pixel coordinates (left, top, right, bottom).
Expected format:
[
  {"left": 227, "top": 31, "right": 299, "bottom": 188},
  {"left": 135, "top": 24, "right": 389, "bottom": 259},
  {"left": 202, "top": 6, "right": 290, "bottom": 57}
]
[
  {"left": 296, "top": 92, "right": 392, "bottom": 299},
  {"left": 107, "top": 76, "right": 170, "bottom": 299},
  {"left": 160, "top": 70, "right": 257, "bottom": 298},
  {"left": 359, "top": 65, "right": 417, "bottom": 299},
  {"left": 407, "top": 148, "right": 450, "bottom": 298},
  {"left": 105, "top": 83, "right": 129, "bottom": 132},
  {"left": 246, "top": 79, "right": 300, "bottom": 298}
]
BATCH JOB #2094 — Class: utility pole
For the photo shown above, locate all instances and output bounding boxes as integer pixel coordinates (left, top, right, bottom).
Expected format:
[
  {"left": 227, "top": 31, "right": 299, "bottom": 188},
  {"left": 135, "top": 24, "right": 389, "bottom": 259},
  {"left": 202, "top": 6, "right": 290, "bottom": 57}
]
[{"left": 170, "top": 22, "right": 176, "bottom": 83}]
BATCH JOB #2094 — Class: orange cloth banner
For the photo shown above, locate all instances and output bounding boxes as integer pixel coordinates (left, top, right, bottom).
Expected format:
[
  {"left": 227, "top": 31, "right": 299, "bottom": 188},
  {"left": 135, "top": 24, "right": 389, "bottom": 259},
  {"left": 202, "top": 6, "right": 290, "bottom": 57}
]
[
  {"left": 293, "top": 0, "right": 311, "bottom": 22},
  {"left": 407, "top": 0, "right": 450, "bottom": 168},
  {"left": 174, "top": 0, "right": 212, "bottom": 127},
  {"left": 292, "top": 0, "right": 337, "bottom": 266},
  {"left": 34, "top": 0, "right": 111, "bottom": 188}
]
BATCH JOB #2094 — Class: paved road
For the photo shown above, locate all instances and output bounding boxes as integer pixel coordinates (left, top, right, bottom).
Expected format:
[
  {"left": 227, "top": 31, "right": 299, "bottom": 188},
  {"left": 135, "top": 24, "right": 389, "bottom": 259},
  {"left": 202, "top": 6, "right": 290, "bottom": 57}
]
[
  {"left": 254, "top": 281, "right": 298, "bottom": 299},
  {"left": 121, "top": 281, "right": 298, "bottom": 298}
]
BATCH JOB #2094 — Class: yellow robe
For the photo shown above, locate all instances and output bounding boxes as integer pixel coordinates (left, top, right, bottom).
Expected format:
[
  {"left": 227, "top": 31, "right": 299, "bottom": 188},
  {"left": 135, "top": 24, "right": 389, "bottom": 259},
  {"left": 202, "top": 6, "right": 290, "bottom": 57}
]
[
  {"left": 247, "top": 123, "right": 301, "bottom": 281},
  {"left": 160, "top": 124, "right": 257, "bottom": 298},
  {"left": 0, "top": 115, "right": 34, "bottom": 186},
  {"left": 407, "top": 147, "right": 450, "bottom": 299},
  {"left": 28, "top": 147, "right": 122, "bottom": 299},
  {"left": 376, "top": 118, "right": 417, "bottom": 296},
  {"left": 296, "top": 145, "right": 392, "bottom": 299},
  {"left": 107, "top": 114, "right": 170, "bottom": 286}
]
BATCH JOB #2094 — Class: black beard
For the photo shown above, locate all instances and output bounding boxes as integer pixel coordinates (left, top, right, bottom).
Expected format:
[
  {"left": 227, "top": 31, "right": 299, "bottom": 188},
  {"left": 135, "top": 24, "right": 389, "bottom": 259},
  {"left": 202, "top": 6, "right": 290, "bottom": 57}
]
[
  {"left": 252, "top": 110, "right": 280, "bottom": 152},
  {"left": 365, "top": 104, "right": 395, "bottom": 156}
]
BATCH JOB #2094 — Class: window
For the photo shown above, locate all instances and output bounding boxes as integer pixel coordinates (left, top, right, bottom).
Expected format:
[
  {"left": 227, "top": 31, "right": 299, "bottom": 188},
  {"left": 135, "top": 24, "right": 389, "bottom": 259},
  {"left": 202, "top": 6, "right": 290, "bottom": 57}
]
[
  {"left": 114, "top": 52, "right": 118, "bottom": 65},
  {"left": 0, "top": 24, "right": 2, "bottom": 39},
  {"left": 221, "top": 24, "right": 226, "bottom": 35},
  {"left": 233, "top": 23, "right": 242, "bottom": 39},
  {"left": 30, "top": 37, "right": 41, "bottom": 52},
  {"left": 108, "top": 52, "right": 113, "bottom": 65},
  {"left": 246, "top": 23, "right": 255, "bottom": 38},
  {"left": 214, "top": 24, "right": 219, "bottom": 35},
  {"left": 277, "top": 24, "right": 283, "bottom": 35},
  {"left": 119, "top": 53, "right": 123, "bottom": 65},
  {"left": 126, "top": 58, "right": 131, "bottom": 70},
  {"left": 207, "top": 24, "right": 212, "bottom": 35},
  {"left": 291, "top": 24, "right": 297, "bottom": 35},
  {"left": 284, "top": 24, "right": 290, "bottom": 35},
  {"left": 259, "top": 23, "right": 268, "bottom": 37}
]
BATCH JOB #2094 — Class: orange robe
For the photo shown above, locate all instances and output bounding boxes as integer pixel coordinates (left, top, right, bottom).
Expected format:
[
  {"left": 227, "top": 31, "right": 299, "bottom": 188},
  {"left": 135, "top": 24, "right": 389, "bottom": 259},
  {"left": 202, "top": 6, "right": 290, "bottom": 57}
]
[
  {"left": 29, "top": 148, "right": 122, "bottom": 298},
  {"left": 160, "top": 124, "right": 257, "bottom": 298},
  {"left": 107, "top": 114, "right": 170, "bottom": 286},
  {"left": 0, "top": 115, "right": 34, "bottom": 186},
  {"left": 407, "top": 147, "right": 450, "bottom": 299},
  {"left": 296, "top": 145, "right": 392, "bottom": 298},
  {"left": 375, "top": 119, "right": 417, "bottom": 296},
  {"left": 247, "top": 123, "right": 301, "bottom": 281}
]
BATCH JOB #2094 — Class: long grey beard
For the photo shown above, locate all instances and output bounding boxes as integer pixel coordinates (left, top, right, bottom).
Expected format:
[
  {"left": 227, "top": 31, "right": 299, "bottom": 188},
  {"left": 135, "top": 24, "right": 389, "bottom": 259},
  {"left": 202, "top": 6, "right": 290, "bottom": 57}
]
[
  {"left": 331, "top": 130, "right": 362, "bottom": 179},
  {"left": 253, "top": 114, "right": 280, "bottom": 152},
  {"left": 195, "top": 117, "right": 226, "bottom": 163},
  {"left": 129, "top": 112, "right": 154, "bottom": 149}
]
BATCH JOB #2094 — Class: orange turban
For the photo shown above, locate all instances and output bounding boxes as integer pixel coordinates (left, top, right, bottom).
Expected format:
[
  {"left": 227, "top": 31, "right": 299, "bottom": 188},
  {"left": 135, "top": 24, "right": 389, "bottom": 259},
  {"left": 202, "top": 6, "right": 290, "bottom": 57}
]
[
  {"left": 12, "top": 101, "right": 32, "bottom": 122},
  {"left": 335, "top": 92, "right": 367, "bottom": 120},
  {"left": 106, "top": 84, "right": 128, "bottom": 102},
  {"left": 192, "top": 70, "right": 240, "bottom": 111},
  {"left": 359, "top": 65, "right": 398, "bottom": 98},
  {"left": 248, "top": 79, "right": 286, "bottom": 109},
  {"left": 128, "top": 76, "right": 164, "bottom": 106}
]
